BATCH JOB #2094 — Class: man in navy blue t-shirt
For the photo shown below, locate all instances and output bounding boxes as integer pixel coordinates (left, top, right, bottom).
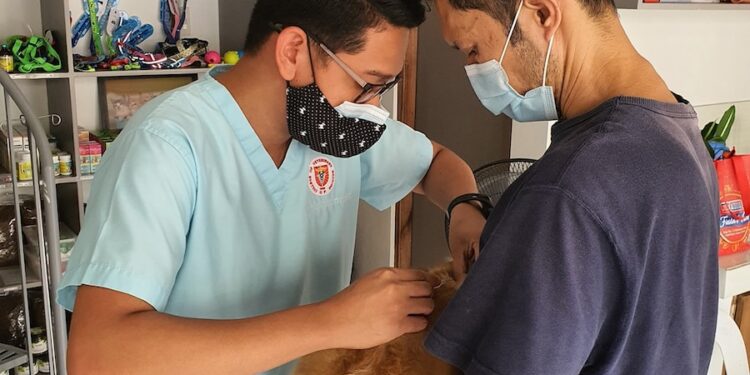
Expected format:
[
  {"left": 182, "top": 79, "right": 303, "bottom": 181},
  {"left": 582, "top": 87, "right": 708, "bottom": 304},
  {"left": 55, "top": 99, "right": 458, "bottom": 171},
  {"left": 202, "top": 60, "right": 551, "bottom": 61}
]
[{"left": 426, "top": 0, "right": 719, "bottom": 374}]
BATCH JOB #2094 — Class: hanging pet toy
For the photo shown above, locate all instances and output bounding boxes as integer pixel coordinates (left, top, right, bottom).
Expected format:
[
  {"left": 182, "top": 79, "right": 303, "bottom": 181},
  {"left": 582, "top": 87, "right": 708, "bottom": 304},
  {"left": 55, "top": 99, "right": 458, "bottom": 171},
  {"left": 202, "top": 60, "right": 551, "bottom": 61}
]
[
  {"left": 72, "top": 0, "right": 119, "bottom": 58},
  {"left": 71, "top": 0, "right": 96, "bottom": 48},
  {"left": 160, "top": 0, "right": 189, "bottom": 45},
  {"left": 111, "top": 13, "right": 163, "bottom": 69},
  {"left": 86, "top": 0, "right": 104, "bottom": 56}
]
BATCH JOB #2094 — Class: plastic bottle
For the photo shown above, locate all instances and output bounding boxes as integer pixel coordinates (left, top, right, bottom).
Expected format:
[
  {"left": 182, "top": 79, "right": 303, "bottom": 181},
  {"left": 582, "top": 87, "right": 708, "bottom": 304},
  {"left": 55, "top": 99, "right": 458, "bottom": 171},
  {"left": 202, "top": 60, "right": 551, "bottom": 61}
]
[
  {"left": 52, "top": 154, "right": 60, "bottom": 177},
  {"left": 0, "top": 44, "right": 13, "bottom": 73},
  {"left": 59, "top": 153, "right": 72, "bottom": 176},
  {"left": 17, "top": 151, "right": 32, "bottom": 181}
]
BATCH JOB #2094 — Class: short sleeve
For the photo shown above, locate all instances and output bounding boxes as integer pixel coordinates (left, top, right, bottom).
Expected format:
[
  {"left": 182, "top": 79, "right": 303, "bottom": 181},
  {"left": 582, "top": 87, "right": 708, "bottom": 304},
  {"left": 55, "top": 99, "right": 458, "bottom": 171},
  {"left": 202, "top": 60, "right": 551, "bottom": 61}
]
[
  {"left": 425, "top": 186, "right": 621, "bottom": 375},
  {"left": 359, "top": 118, "right": 433, "bottom": 211},
  {"left": 57, "top": 121, "right": 196, "bottom": 312}
]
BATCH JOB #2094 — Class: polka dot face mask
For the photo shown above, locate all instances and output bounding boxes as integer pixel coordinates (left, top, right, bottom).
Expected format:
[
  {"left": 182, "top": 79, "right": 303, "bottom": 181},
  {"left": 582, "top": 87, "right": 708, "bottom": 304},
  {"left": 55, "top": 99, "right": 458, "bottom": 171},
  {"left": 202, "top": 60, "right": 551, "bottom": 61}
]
[{"left": 286, "top": 83, "right": 389, "bottom": 158}]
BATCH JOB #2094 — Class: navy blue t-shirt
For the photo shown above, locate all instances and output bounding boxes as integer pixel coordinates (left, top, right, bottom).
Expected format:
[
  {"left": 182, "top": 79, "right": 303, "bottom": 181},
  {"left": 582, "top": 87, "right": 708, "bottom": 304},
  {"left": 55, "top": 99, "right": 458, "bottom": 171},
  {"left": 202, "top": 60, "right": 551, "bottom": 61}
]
[{"left": 426, "top": 96, "right": 719, "bottom": 375}]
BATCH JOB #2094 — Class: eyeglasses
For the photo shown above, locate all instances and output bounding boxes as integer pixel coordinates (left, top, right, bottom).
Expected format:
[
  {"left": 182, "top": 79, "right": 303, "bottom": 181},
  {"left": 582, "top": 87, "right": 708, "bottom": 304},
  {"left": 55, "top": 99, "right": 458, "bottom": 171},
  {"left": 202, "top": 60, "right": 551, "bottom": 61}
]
[
  {"left": 313, "top": 40, "right": 401, "bottom": 104},
  {"left": 272, "top": 23, "right": 401, "bottom": 104}
]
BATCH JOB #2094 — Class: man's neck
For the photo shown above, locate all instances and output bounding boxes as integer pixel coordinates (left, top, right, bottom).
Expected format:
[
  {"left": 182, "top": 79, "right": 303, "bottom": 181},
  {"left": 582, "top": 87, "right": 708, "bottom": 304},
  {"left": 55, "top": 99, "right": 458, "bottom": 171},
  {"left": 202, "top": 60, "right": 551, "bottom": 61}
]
[
  {"left": 557, "top": 19, "right": 677, "bottom": 120},
  {"left": 215, "top": 56, "right": 292, "bottom": 167}
]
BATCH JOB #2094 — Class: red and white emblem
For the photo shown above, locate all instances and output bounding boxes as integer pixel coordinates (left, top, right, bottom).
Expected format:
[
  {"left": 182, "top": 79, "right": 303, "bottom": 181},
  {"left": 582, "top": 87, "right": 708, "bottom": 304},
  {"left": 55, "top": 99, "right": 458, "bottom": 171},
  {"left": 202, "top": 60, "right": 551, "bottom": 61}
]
[{"left": 308, "top": 157, "right": 335, "bottom": 196}]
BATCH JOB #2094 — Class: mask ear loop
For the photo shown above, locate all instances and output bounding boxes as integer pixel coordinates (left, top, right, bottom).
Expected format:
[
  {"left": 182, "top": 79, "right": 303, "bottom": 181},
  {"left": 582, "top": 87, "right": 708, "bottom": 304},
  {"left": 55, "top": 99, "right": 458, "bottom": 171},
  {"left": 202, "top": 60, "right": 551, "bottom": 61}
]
[
  {"left": 542, "top": 34, "right": 555, "bottom": 87},
  {"left": 305, "top": 36, "right": 319, "bottom": 84},
  {"left": 499, "top": 0, "right": 524, "bottom": 65}
]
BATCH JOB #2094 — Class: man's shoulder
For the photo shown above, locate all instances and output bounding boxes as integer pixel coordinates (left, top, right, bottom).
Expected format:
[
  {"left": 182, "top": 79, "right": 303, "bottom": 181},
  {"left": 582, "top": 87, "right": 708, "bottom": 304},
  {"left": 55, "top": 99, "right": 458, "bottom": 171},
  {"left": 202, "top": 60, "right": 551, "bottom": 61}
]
[
  {"left": 536, "top": 108, "right": 698, "bottom": 192},
  {"left": 122, "top": 79, "right": 231, "bottom": 155},
  {"left": 129, "top": 80, "right": 214, "bottom": 130}
]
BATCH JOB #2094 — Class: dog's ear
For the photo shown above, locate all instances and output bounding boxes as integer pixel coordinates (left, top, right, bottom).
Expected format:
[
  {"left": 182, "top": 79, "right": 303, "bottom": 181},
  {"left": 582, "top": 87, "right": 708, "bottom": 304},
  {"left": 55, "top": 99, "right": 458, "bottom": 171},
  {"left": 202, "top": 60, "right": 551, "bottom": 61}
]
[{"left": 427, "top": 262, "right": 457, "bottom": 283}]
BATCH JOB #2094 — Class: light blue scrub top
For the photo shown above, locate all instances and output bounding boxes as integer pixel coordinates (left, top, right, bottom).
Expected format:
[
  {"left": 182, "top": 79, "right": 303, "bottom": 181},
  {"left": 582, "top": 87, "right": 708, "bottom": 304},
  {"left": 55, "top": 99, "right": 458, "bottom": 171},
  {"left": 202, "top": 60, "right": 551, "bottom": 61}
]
[{"left": 58, "top": 68, "right": 433, "bottom": 374}]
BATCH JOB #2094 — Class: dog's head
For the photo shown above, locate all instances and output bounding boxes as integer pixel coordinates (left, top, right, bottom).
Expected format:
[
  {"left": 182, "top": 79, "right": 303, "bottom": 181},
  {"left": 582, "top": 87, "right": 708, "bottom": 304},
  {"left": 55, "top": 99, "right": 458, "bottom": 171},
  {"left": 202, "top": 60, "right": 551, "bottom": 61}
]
[
  {"left": 293, "top": 261, "right": 462, "bottom": 375},
  {"left": 427, "top": 262, "right": 460, "bottom": 326}
]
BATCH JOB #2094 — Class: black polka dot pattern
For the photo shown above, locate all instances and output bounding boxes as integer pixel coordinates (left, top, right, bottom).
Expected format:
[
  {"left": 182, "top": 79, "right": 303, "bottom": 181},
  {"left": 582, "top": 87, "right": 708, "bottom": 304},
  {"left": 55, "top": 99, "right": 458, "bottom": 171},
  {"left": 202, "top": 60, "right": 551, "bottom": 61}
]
[{"left": 287, "top": 84, "right": 387, "bottom": 158}]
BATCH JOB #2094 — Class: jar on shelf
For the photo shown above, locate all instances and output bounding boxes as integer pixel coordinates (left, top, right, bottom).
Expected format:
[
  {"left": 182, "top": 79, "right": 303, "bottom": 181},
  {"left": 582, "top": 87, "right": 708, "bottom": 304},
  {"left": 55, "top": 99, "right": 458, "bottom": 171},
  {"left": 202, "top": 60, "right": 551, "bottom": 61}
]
[
  {"left": 30, "top": 327, "right": 47, "bottom": 355},
  {"left": 59, "top": 153, "right": 72, "bottom": 177},
  {"left": 14, "top": 361, "right": 39, "bottom": 375},
  {"left": 52, "top": 154, "right": 60, "bottom": 177},
  {"left": 17, "top": 150, "right": 32, "bottom": 182}
]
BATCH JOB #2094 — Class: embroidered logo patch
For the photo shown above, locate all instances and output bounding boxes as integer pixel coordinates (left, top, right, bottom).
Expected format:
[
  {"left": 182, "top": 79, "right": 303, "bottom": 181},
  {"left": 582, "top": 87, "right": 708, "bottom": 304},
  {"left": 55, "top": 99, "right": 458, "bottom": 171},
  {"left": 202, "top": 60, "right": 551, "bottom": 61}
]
[{"left": 308, "top": 157, "right": 335, "bottom": 196}]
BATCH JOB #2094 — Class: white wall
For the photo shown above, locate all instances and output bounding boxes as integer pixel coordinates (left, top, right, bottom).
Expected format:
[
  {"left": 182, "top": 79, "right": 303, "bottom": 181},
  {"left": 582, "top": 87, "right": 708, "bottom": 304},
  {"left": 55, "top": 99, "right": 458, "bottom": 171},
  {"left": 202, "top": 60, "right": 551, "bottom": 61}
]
[
  {"left": 0, "top": 0, "right": 42, "bottom": 37},
  {"left": 69, "top": 0, "right": 221, "bottom": 55},
  {"left": 510, "top": 120, "right": 553, "bottom": 159},
  {"left": 620, "top": 10, "right": 750, "bottom": 153},
  {"left": 72, "top": 77, "right": 99, "bottom": 131},
  {"left": 619, "top": 10, "right": 750, "bottom": 107},
  {"left": 512, "top": 10, "right": 750, "bottom": 159}
]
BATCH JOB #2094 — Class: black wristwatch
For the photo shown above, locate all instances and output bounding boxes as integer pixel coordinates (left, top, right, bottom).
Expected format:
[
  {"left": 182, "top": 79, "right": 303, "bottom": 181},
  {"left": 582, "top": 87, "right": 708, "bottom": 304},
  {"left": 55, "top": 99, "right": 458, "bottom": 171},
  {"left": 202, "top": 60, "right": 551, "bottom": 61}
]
[
  {"left": 447, "top": 193, "right": 493, "bottom": 221},
  {"left": 444, "top": 193, "right": 493, "bottom": 243}
]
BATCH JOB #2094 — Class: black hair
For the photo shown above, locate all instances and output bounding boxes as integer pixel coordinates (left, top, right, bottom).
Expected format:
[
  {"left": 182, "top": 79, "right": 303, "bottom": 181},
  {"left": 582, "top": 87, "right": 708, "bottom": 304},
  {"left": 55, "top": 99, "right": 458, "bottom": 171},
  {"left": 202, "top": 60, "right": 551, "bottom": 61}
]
[
  {"left": 244, "top": 0, "right": 427, "bottom": 55},
  {"left": 445, "top": 0, "right": 616, "bottom": 43}
]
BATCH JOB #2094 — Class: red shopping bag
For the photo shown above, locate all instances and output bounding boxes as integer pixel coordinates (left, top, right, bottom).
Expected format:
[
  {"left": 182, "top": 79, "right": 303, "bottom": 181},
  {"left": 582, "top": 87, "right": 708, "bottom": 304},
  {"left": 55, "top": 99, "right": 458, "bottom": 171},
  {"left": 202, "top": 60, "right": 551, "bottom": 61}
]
[
  {"left": 716, "top": 157, "right": 750, "bottom": 256},
  {"left": 734, "top": 155, "right": 750, "bottom": 213}
]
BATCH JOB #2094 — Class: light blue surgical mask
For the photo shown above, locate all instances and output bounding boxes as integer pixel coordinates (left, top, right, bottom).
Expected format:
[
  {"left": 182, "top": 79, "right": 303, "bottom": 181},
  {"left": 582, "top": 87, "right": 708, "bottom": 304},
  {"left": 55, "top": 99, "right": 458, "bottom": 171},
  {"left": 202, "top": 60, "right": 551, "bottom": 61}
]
[{"left": 465, "top": 0, "right": 558, "bottom": 122}]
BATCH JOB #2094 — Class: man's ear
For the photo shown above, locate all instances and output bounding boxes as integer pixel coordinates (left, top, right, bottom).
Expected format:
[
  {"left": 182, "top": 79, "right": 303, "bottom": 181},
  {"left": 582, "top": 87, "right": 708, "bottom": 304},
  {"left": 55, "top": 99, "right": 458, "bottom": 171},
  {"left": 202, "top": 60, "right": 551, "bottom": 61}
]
[
  {"left": 275, "top": 26, "right": 310, "bottom": 82},
  {"left": 524, "top": 0, "right": 562, "bottom": 41}
]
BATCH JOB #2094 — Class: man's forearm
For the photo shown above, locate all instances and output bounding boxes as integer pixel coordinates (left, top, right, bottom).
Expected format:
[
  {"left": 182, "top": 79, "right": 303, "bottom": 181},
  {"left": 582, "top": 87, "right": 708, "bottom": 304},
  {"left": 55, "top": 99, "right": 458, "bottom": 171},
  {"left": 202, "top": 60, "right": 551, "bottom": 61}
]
[
  {"left": 415, "top": 143, "right": 478, "bottom": 211},
  {"left": 69, "top": 301, "right": 333, "bottom": 374}
]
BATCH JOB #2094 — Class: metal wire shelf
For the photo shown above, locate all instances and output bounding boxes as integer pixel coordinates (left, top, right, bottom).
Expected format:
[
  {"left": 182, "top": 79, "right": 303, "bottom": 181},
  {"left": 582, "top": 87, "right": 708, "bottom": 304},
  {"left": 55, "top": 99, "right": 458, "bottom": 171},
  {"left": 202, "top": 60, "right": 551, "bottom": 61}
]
[
  {"left": 1, "top": 70, "right": 68, "bottom": 375},
  {"left": 0, "top": 343, "right": 28, "bottom": 372}
]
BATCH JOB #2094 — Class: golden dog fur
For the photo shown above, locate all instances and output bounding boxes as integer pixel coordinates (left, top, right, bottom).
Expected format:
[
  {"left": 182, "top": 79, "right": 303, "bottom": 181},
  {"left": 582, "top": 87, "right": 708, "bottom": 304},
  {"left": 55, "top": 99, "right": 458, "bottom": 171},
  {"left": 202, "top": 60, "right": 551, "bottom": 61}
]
[{"left": 294, "top": 264, "right": 460, "bottom": 375}]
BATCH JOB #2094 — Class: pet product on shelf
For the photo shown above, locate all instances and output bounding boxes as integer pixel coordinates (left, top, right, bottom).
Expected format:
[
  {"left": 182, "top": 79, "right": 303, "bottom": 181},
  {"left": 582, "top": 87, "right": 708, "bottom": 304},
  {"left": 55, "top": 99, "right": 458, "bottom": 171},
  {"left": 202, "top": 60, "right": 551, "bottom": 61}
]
[
  {"left": 224, "top": 50, "right": 240, "bottom": 65},
  {"left": 160, "top": 0, "right": 189, "bottom": 44},
  {"left": 24, "top": 223, "right": 77, "bottom": 275},
  {"left": 91, "top": 129, "right": 122, "bottom": 153},
  {"left": 35, "top": 355, "right": 50, "bottom": 373},
  {"left": 5, "top": 35, "right": 62, "bottom": 74},
  {"left": 0, "top": 44, "right": 13, "bottom": 73},
  {"left": 29, "top": 328, "right": 47, "bottom": 355},
  {"left": 73, "top": 0, "right": 212, "bottom": 71},
  {"left": 0, "top": 292, "right": 25, "bottom": 349},
  {"left": 0, "top": 197, "right": 19, "bottom": 268},
  {"left": 204, "top": 50, "right": 221, "bottom": 65},
  {"left": 16, "top": 150, "right": 32, "bottom": 182},
  {"left": 79, "top": 141, "right": 103, "bottom": 176},
  {"left": 52, "top": 155, "right": 60, "bottom": 177},
  {"left": 58, "top": 153, "right": 72, "bottom": 177},
  {"left": 14, "top": 361, "right": 39, "bottom": 375}
]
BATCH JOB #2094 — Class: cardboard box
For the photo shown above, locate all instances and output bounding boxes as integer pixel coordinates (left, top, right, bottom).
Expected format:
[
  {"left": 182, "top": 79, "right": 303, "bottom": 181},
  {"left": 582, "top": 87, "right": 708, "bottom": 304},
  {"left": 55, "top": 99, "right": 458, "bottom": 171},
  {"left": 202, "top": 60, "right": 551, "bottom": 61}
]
[{"left": 734, "top": 293, "right": 750, "bottom": 368}]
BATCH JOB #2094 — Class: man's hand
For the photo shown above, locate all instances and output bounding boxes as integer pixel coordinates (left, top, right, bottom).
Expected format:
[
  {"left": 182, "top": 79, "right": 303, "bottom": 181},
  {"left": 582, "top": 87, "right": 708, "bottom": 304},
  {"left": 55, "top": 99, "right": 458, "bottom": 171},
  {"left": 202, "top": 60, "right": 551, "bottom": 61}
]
[
  {"left": 448, "top": 203, "right": 487, "bottom": 282},
  {"left": 320, "top": 268, "right": 438, "bottom": 349}
]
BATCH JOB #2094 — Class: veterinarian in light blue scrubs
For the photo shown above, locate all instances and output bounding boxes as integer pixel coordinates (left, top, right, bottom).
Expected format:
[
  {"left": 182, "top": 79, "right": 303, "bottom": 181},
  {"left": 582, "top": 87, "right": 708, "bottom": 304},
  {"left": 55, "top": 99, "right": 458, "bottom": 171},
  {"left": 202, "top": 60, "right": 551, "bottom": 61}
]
[
  {"left": 58, "top": 2, "right": 488, "bottom": 373},
  {"left": 58, "top": 68, "right": 433, "bottom": 318}
]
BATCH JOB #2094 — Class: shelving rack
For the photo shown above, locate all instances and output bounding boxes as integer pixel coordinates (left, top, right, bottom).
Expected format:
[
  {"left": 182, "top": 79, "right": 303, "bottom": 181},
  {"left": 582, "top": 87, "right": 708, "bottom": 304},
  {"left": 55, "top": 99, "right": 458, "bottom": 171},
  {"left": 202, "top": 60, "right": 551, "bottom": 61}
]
[
  {"left": 0, "top": 70, "right": 64, "bottom": 374},
  {"left": 1, "top": 0, "right": 213, "bottom": 234},
  {"left": 0, "top": 1, "right": 221, "bottom": 374}
]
